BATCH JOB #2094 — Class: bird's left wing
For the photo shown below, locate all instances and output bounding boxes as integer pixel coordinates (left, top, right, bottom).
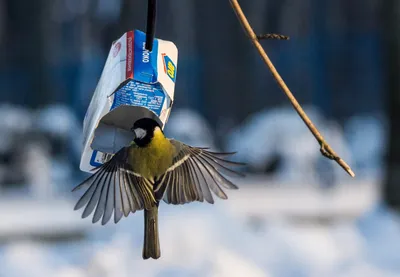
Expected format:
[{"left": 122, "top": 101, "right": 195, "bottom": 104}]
[
  {"left": 72, "top": 147, "right": 156, "bottom": 225},
  {"left": 154, "top": 140, "right": 245, "bottom": 205}
]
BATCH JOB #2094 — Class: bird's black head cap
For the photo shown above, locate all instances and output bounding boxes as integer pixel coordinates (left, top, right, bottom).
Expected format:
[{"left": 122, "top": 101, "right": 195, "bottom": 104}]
[{"left": 131, "top": 118, "right": 162, "bottom": 147}]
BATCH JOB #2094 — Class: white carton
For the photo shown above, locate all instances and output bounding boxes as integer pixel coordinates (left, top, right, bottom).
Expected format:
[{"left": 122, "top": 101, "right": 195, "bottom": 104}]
[{"left": 80, "top": 30, "right": 178, "bottom": 173}]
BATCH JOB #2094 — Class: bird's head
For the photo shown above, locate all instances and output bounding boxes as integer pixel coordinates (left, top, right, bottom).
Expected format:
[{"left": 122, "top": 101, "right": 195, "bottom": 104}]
[{"left": 131, "top": 118, "right": 162, "bottom": 147}]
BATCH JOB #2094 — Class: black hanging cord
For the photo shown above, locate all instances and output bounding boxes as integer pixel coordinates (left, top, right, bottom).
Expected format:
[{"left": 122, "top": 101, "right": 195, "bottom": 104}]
[{"left": 145, "top": 0, "right": 157, "bottom": 51}]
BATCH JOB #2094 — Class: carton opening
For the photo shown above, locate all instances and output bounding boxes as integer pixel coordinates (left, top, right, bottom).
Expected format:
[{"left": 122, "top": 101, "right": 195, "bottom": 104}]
[{"left": 90, "top": 105, "right": 164, "bottom": 154}]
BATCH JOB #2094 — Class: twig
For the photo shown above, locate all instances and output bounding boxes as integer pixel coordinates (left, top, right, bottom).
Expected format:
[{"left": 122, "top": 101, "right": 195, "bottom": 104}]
[
  {"left": 229, "top": 0, "right": 355, "bottom": 177},
  {"left": 257, "top": 33, "right": 290, "bottom": 40}
]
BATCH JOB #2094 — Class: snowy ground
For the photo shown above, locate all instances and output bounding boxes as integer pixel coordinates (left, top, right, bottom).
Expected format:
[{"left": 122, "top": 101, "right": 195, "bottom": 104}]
[{"left": 0, "top": 178, "right": 399, "bottom": 277}]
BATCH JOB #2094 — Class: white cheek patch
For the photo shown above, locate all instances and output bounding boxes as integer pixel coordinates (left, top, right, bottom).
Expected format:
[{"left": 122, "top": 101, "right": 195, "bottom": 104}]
[{"left": 134, "top": 128, "right": 147, "bottom": 139}]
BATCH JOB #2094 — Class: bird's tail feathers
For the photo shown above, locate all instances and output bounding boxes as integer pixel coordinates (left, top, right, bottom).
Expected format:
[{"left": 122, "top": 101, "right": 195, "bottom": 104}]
[{"left": 143, "top": 206, "right": 160, "bottom": 259}]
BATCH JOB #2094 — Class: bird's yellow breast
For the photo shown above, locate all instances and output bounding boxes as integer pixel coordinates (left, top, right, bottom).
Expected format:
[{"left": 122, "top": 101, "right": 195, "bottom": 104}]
[{"left": 128, "top": 128, "right": 174, "bottom": 181}]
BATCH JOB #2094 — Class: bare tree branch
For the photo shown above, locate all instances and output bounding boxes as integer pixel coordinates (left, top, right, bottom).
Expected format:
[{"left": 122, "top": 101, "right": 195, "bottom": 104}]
[{"left": 229, "top": 0, "right": 355, "bottom": 178}]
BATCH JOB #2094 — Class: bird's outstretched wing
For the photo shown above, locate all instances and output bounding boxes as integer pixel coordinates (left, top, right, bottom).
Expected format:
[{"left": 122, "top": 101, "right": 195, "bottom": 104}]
[
  {"left": 72, "top": 147, "right": 156, "bottom": 225},
  {"left": 154, "top": 140, "right": 245, "bottom": 205}
]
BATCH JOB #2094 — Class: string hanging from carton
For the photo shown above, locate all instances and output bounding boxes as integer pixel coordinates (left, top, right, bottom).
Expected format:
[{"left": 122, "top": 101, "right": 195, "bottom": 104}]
[{"left": 145, "top": 0, "right": 157, "bottom": 51}]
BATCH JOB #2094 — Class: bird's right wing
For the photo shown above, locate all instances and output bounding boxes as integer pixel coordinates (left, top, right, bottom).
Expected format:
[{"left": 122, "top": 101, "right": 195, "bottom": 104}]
[
  {"left": 154, "top": 140, "right": 245, "bottom": 205},
  {"left": 72, "top": 147, "right": 156, "bottom": 225}
]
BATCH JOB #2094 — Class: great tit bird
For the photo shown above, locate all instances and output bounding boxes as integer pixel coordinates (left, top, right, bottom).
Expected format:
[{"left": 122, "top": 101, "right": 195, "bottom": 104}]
[{"left": 72, "top": 118, "right": 244, "bottom": 259}]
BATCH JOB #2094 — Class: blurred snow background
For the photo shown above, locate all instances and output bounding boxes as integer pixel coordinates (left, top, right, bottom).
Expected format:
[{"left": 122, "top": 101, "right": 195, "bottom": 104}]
[
  {"left": 0, "top": 0, "right": 392, "bottom": 275},
  {"left": 0, "top": 105, "right": 395, "bottom": 277},
  {"left": 0, "top": 196, "right": 399, "bottom": 277}
]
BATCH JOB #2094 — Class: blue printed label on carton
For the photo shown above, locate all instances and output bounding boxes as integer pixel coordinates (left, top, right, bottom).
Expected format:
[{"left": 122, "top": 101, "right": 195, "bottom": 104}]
[
  {"left": 131, "top": 30, "right": 159, "bottom": 83},
  {"left": 90, "top": 150, "right": 102, "bottom": 167},
  {"left": 111, "top": 79, "right": 165, "bottom": 116}
]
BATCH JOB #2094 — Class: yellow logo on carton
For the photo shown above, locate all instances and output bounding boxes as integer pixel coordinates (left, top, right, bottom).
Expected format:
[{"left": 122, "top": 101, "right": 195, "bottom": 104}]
[{"left": 162, "top": 53, "right": 176, "bottom": 82}]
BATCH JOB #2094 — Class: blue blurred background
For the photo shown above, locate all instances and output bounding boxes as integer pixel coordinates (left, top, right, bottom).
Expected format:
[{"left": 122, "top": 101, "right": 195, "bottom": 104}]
[{"left": 0, "top": 0, "right": 399, "bottom": 276}]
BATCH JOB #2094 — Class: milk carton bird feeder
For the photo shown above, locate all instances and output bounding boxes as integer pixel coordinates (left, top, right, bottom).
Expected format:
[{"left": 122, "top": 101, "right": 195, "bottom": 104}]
[{"left": 80, "top": 0, "right": 178, "bottom": 173}]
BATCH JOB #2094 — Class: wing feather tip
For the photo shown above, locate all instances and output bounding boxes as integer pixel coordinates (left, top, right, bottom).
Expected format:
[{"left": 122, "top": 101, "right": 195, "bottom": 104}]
[
  {"left": 114, "top": 216, "right": 122, "bottom": 224},
  {"left": 71, "top": 187, "right": 79, "bottom": 193},
  {"left": 206, "top": 199, "right": 215, "bottom": 204},
  {"left": 217, "top": 159, "right": 247, "bottom": 167},
  {"left": 81, "top": 212, "right": 90, "bottom": 219}
]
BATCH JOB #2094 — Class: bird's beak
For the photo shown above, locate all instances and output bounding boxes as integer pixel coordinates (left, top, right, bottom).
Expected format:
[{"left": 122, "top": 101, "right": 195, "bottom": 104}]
[{"left": 131, "top": 127, "right": 137, "bottom": 140}]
